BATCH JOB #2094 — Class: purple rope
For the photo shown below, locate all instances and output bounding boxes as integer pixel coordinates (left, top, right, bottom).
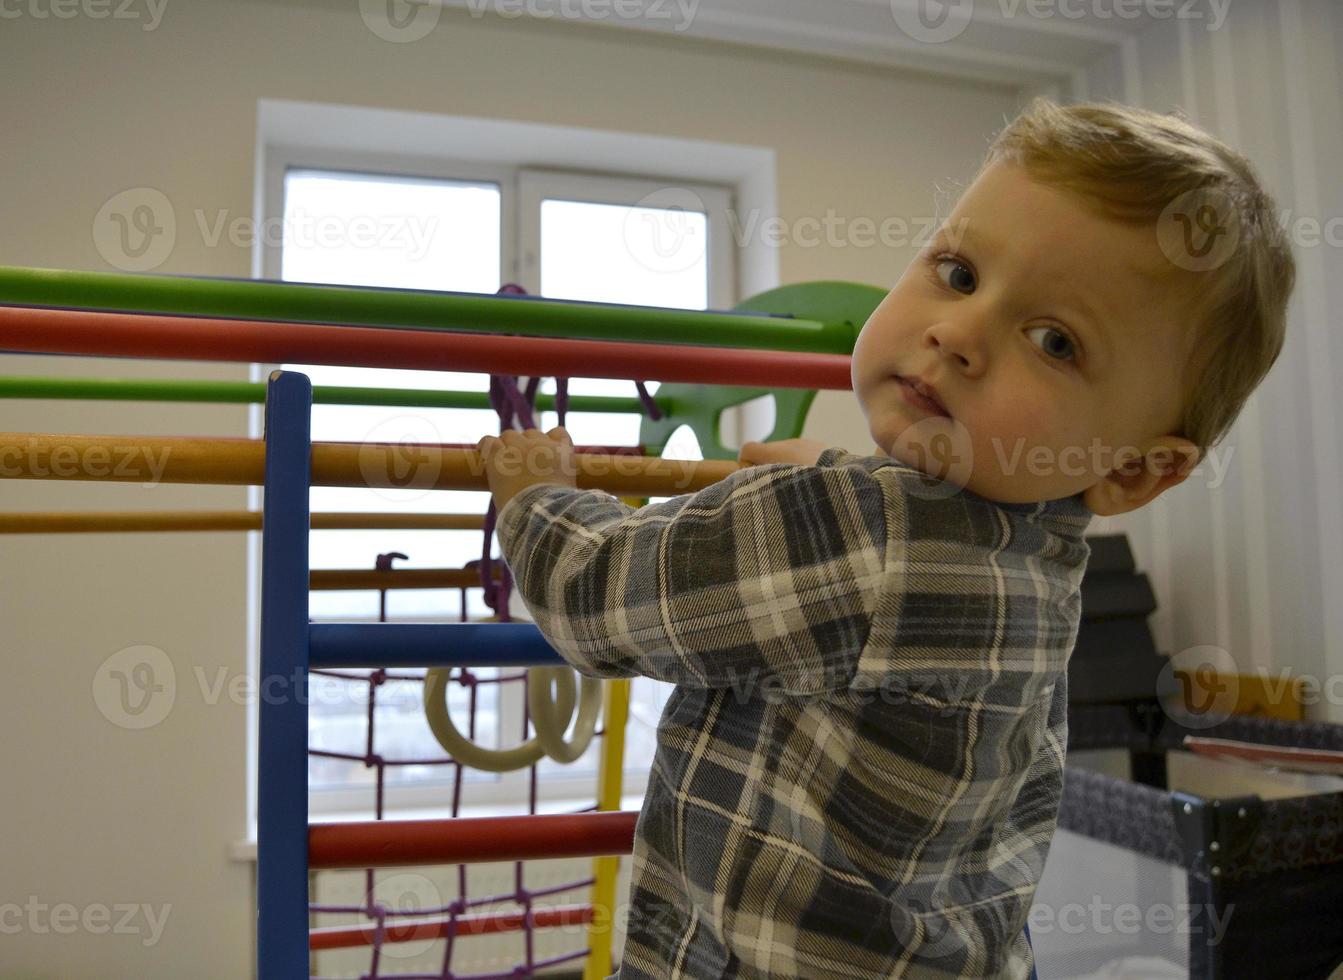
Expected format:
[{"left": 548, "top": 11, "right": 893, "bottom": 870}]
[
  {"left": 634, "top": 380, "right": 662, "bottom": 420},
  {"left": 554, "top": 377, "right": 568, "bottom": 426}
]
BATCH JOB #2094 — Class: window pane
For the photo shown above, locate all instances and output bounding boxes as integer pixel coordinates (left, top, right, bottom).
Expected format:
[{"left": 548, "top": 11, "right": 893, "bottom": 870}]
[
  {"left": 279, "top": 168, "right": 503, "bottom": 796},
  {"left": 282, "top": 169, "right": 500, "bottom": 292},
  {"left": 540, "top": 199, "right": 708, "bottom": 309}
]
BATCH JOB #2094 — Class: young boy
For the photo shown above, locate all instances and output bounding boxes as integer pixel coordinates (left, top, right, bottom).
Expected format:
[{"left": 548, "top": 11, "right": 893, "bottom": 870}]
[{"left": 476, "top": 98, "right": 1296, "bottom": 978}]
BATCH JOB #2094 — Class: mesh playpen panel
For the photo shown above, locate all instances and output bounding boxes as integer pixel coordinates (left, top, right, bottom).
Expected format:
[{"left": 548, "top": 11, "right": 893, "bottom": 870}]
[{"left": 1035, "top": 742, "right": 1343, "bottom": 980}]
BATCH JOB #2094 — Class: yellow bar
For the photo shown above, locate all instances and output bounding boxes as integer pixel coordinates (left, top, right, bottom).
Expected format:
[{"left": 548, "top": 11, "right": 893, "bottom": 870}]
[
  {"left": 586, "top": 678, "right": 631, "bottom": 980},
  {"left": 586, "top": 494, "right": 641, "bottom": 980}
]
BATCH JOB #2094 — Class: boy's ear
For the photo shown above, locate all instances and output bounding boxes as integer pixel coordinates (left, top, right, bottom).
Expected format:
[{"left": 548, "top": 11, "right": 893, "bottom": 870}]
[{"left": 1083, "top": 436, "right": 1202, "bottom": 516}]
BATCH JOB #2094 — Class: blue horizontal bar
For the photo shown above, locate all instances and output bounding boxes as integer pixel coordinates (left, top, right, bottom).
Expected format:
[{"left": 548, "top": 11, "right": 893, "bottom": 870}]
[{"left": 308, "top": 622, "right": 566, "bottom": 669}]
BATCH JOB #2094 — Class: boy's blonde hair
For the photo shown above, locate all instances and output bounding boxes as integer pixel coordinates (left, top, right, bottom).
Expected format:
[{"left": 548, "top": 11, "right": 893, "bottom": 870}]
[{"left": 967, "top": 96, "right": 1296, "bottom": 453}]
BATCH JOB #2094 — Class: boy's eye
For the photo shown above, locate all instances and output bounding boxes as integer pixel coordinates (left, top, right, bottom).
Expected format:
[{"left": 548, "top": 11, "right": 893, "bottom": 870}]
[
  {"left": 1026, "top": 325, "right": 1077, "bottom": 363},
  {"left": 933, "top": 256, "right": 975, "bottom": 294}
]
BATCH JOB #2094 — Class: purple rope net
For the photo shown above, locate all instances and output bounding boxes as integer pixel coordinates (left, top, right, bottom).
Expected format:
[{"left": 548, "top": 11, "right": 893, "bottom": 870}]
[{"left": 306, "top": 283, "right": 663, "bottom": 979}]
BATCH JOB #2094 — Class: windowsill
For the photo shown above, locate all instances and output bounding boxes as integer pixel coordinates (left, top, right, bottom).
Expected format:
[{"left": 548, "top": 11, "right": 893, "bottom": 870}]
[{"left": 228, "top": 789, "right": 649, "bottom": 864}]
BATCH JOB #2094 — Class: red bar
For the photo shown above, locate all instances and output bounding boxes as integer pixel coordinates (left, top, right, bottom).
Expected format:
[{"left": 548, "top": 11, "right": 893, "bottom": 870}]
[
  {"left": 0, "top": 306, "right": 852, "bottom": 390},
  {"left": 308, "top": 811, "right": 639, "bottom": 870},
  {"left": 309, "top": 902, "right": 594, "bottom": 951}
]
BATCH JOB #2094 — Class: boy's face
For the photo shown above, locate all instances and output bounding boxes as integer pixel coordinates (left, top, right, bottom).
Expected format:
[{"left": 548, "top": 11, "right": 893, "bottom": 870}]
[{"left": 851, "top": 160, "right": 1202, "bottom": 513}]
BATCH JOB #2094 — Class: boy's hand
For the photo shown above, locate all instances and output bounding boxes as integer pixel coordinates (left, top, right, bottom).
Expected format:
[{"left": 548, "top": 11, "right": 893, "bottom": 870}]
[
  {"left": 476, "top": 426, "right": 578, "bottom": 513},
  {"left": 737, "top": 438, "right": 828, "bottom": 468}
]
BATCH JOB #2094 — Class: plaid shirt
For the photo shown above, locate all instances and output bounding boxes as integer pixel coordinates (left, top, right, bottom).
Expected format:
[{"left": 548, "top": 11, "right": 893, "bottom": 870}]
[{"left": 496, "top": 448, "right": 1093, "bottom": 979}]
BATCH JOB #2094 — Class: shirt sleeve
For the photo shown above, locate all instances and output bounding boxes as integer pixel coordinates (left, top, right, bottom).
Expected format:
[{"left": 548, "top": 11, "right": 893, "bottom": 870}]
[{"left": 493, "top": 451, "right": 887, "bottom": 693}]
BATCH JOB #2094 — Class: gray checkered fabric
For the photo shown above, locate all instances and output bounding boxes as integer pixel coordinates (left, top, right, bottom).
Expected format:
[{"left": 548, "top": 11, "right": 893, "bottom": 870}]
[{"left": 495, "top": 448, "right": 1093, "bottom": 979}]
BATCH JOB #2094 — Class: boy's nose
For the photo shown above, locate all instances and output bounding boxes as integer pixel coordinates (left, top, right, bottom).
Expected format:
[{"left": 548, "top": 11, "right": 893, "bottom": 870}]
[{"left": 923, "top": 319, "right": 985, "bottom": 375}]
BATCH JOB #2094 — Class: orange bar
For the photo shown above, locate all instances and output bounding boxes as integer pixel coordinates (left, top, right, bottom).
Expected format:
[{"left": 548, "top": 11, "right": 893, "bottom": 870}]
[
  {"left": 309, "top": 567, "right": 498, "bottom": 591},
  {"left": 0, "top": 511, "right": 488, "bottom": 534},
  {"left": 0, "top": 433, "right": 736, "bottom": 496},
  {"left": 308, "top": 811, "right": 639, "bottom": 869},
  {"left": 309, "top": 903, "right": 593, "bottom": 951}
]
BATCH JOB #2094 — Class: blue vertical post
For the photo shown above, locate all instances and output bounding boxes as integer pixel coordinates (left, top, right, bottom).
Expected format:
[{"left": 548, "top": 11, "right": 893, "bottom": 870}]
[{"left": 258, "top": 370, "right": 313, "bottom": 979}]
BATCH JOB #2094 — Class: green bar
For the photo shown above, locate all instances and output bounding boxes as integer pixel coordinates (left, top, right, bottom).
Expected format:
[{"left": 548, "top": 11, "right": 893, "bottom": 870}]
[
  {"left": 0, "top": 266, "right": 851, "bottom": 355},
  {"left": 0, "top": 376, "right": 655, "bottom": 414}
]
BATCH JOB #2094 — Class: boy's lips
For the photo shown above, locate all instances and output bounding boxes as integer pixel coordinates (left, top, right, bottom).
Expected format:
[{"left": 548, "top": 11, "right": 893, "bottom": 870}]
[{"left": 895, "top": 375, "right": 950, "bottom": 417}]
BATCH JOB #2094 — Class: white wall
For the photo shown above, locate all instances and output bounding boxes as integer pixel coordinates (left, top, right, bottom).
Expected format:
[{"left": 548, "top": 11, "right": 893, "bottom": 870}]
[
  {"left": 0, "top": 2, "right": 1022, "bottom": 976},
  {"left": 1078, "top": 0, "right": 1343, "bottom": 725}
]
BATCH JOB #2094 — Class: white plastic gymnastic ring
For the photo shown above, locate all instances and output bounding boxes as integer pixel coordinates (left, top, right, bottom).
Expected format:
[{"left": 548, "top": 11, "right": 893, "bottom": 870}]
[
  {"left": 527, "top": 667, "right": 603, "bottom": 764},
  {"left": 423, "top": 667, "right": 550, "bottom": 772},
  {"left": 422, "top": 666, "right": 600, "bottom": 772}
]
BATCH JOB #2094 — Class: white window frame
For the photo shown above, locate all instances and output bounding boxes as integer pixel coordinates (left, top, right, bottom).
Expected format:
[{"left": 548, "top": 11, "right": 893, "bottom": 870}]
[{"left": 246, "top": 99, "right": 779, "bottom": 829}]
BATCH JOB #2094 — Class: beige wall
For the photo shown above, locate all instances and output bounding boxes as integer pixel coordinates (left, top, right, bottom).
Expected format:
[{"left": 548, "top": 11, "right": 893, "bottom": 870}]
[{"left": 0, "top": 2, "right": 1021, "bottom": 976}]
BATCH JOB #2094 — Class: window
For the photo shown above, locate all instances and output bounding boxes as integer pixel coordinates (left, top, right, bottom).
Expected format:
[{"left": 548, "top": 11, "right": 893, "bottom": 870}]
[{"left": 253, "top": 132, "right": 742, "bottom": 818}]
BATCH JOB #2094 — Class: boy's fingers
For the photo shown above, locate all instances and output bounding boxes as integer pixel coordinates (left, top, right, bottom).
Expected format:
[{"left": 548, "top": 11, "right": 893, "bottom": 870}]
[
  {"left": 547, "top": 426, "right": 572, "bottom": 445},
  {"left": 737, "top": 441, "right": 768, "bottom": 463}
]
